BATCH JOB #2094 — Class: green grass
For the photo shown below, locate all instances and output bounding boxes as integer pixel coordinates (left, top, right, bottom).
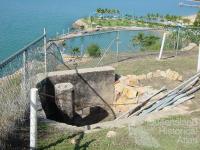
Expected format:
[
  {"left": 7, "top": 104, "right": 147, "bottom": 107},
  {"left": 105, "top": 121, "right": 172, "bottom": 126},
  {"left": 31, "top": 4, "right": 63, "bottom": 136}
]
[
  {"left": 38, "top": 114, "right": 200, "bottom": 150},
  {"left": 60, "top": 50, "right": 197, "bottom": 77},
  {"left": 82, "top": 17, "right": 170, "bottom": 29},
  {"left": 52, "top": 50, "right": 200, "bottom": 150},
  {"left": 114, "top": 53, "right": 197, "bottom": 76}
]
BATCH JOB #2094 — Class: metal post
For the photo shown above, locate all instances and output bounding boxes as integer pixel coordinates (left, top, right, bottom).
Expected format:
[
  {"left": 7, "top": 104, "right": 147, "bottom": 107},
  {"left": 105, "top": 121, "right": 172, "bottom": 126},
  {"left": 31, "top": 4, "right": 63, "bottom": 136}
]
[
  {"left": 197, "top": 43, "right": 200, "bottom": 72},
  {"left": 96, "top": 38, "right": 115, "bottom": 66},
  {"left": 116, "top": 31, "right": 120, "bottom": 63},
  {"left": 23, "top": 51, "right": 26, "bottom": 99},
  {"left": 44, "top": 28, "right": 47, "bottom": 74},
  {"left": 158, "top": 32, "right": 167, "bottom": 60},
  {"left": 81, "top": 44, "right": 84, "bottom": 57},
  {"left": 68, "top": 28, "right": 70, "bottom": 34},
  {"left": 176, "top": 27, "right": 180, "bottom": 55},
  {"left": 62, "top": 29, "right": 65, "bottom": 35},
  {"left": 30, "top": 88, "right": 38, "bottom": 150},
  {"left": 89, "top": 14, "right": 91, "bottom": 28}
]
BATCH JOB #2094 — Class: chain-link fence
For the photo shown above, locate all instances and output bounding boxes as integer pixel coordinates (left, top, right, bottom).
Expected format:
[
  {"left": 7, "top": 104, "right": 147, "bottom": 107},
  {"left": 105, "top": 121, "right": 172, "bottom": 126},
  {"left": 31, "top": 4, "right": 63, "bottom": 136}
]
[
  {"left": 163, "top": 27, "right": 200, "bottom": 55},
  {"left": 54, "top": 27, "right": 199, "bottom": 70},
  {"left": 0, "top": 33, "right": 63, "bottom": 149},
  {"left": 0, "top": 27, "right": 199, "bottom": 149}
]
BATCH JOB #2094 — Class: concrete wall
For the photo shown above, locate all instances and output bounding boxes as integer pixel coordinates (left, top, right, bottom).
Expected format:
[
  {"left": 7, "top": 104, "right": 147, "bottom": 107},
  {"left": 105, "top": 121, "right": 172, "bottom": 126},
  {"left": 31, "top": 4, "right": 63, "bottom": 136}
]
[
  {"left": 37, "top": 66, "right": 115, "bottom": 125},
  {"left": 48, "top": 66, "right": 115, "bottom": 108}
]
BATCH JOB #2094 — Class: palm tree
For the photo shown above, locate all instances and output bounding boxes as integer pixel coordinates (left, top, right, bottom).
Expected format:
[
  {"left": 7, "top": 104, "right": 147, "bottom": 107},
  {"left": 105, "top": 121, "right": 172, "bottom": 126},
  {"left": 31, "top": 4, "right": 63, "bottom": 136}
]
[
  {"left": 116, "top": 9, "right": 120, "bottom": 14},
  {"left": 156, "top": 13, "right": 159, "bottom": 18},
  {"left": 147, "top": 13, "right": 151, "bottom": 21},
  {"left": 194, "top": 10, "right": 200, "bottom": 27},
  {"left": 132, "top": 32, "right": 145, "bottom": 46},
  {"left": 71, "top": 47, "right": 80, "bottom": 56},
  {"left": 132, "top": 33, "right": 160, "bottom": 50},
  {"left": 105, "top": 8, "right": 109, "bottom": 14},
  {"left": 96, "top": 8, "right": 101, "bottom": 14}
]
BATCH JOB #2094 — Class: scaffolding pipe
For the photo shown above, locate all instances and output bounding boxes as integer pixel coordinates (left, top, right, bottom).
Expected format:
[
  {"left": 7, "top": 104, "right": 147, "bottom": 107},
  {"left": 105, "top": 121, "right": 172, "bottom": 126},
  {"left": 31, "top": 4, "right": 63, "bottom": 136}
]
[
  {"left": 30, "top": 88, "right": 38, "bottom": 150},
  {"left": 197, "top": 42, "right": 200, "bottom": 72}
]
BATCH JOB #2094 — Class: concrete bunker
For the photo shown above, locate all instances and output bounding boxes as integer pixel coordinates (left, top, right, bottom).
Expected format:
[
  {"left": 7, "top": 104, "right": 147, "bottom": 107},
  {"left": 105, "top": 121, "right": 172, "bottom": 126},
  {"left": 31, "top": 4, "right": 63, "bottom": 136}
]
[{"left": 37, "top": 66, "right": 116, "bottom": 126}]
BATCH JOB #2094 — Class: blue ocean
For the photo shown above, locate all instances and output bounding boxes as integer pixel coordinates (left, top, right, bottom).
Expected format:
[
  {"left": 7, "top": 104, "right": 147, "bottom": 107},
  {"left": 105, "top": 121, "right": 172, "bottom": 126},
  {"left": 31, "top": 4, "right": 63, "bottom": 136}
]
[{"left": 0, "top": 0, "right": 199, "bottom": 61}]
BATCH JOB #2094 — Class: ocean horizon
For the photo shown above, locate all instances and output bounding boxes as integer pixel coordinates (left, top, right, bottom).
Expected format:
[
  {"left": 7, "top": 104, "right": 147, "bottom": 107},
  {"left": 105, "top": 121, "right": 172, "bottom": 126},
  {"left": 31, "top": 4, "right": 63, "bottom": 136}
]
[{"left": 0, "top": 0, "right": 199, "bottom": 61}]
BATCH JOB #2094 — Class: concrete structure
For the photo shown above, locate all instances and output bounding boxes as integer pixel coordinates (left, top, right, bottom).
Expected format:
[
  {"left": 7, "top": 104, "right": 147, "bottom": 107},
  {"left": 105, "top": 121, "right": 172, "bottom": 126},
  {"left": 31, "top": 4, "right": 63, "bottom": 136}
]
[
  {"left": 37, "top": 66, "right": 115, "bottom": 125},
  {"left": 55, "top": 83, "right": 74, "bottom": 119}
]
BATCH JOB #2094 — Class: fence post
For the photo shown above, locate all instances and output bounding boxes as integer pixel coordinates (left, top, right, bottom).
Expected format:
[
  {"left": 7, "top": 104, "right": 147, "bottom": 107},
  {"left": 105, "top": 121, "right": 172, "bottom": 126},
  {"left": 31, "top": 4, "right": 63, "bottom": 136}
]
[
  {"left": 158, "top": 32, "right": 167, "bottom": 60},
  {"left": 197, "top": 42, "right": 200, "bottom": 72},
  {"left": 116, "top": 31, "right": 120, "bottom": 63},
  {"left": 30, "top": 88, "right": 38, "bottom": 150},
  {"left": 176, "top": 27, "right": 180, "bottom": 55},
  {"left": 23, "top": 51, "right": 26, "bottom": 98},
  {"left": 44, "top": 28, "right": 47, "bottom": 74},
  {"left": 62, "top": 29, "right": 65, "bottom": 35}
]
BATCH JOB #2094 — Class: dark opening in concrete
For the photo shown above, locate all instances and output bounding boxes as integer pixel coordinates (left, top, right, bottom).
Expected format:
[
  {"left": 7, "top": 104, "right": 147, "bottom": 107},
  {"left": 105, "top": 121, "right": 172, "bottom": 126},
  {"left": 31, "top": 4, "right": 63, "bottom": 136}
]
[
  {"left": 37, "top": 78, "right": 109, "bottom": 126},
  {"left": 36, "top": 66, "right": 115, "bottom": 126}
]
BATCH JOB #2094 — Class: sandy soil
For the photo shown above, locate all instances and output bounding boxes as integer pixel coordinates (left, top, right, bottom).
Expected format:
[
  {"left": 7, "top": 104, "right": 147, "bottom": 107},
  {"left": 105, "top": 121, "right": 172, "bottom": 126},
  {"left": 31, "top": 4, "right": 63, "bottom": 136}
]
[{"left": 183, "top": 14, "right": 197, "bottom": 23}]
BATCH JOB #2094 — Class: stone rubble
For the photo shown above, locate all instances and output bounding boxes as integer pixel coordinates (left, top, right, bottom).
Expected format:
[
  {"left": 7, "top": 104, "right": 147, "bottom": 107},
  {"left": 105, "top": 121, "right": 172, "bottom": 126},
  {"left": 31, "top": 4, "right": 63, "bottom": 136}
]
[
  {"left": 181, "top": 43, "right": 197, "bottom": 51},
  {"left": 106, "top": 131, "right": 117, "bottom": 138},
  {"left": 113, "top": 69, "right": 182, "bottom": 113}
]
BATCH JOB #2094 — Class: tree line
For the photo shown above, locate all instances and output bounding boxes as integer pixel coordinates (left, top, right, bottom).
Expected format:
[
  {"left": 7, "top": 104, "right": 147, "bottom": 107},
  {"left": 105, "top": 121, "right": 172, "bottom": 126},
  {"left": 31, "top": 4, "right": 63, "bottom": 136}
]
[{"left": 96, "top": 8, "right": 120, "bottom": 15}]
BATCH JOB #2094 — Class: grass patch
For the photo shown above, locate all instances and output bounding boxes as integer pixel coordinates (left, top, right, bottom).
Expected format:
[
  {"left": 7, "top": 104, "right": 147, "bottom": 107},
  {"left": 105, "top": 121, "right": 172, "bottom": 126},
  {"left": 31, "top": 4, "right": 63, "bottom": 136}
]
[
  {"left": 114, "top": 54, "right": 197, "bottom": 76},
  {"left": 38, "top": 114, "right": 200, "bottom": 150},
  {"left": 82, "top": 17, "right": 168, "bottom": 29},
  {"left": 51, "top": 50, "right": 200, "bottom": 149}
]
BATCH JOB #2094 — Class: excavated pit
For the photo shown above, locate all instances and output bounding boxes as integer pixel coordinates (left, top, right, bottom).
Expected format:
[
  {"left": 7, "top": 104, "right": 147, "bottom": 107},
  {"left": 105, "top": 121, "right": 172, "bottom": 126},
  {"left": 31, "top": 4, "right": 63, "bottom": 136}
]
[{"left": 36, "top": 66, "right": 115, "bottom": 126}]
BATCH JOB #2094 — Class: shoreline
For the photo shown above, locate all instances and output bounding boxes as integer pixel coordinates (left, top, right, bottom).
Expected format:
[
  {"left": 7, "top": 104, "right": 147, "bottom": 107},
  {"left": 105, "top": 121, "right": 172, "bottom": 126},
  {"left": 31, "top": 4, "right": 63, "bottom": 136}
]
[
  {"left": 182, "top": 14, "right": 197, "bottom": 23},
  {"left": 56, "top": 24, "right": 155, "bottom": 41},
  {"left": 73, "top": 12, "right": 197, "bottom": 30},
  {"left": 58, "top": 13, "right": 197, "bottom": 40}
]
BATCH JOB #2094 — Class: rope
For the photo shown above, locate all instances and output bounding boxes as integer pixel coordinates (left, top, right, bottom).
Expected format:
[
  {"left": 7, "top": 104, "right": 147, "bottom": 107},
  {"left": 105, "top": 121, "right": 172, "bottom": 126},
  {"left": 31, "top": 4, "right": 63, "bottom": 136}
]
[{"left": 46, "top": 48, "right": 117, "bottom": 119}]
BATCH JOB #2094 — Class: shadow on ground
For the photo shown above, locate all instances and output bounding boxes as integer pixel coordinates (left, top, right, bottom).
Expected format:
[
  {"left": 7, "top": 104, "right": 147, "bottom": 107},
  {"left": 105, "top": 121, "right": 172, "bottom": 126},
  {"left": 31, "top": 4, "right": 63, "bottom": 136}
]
[{"left": 38, "top": 132, "right": 96, "bottom": 150}]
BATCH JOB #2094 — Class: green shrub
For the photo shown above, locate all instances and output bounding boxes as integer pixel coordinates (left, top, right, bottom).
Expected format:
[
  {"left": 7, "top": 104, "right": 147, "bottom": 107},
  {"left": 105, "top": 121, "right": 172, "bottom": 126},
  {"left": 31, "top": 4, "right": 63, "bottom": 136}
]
[
  {"left": 87, "top": 44, "right": 101, "bottom": 57},
  {"left": 194, "top": 11, "right": 200, "bottom": 27},
  {"left": 70, "top": 47, "right": 80, "bottom": 56},
  {"left": 132, "top": 32, "right": 161, "bottom": 51}
]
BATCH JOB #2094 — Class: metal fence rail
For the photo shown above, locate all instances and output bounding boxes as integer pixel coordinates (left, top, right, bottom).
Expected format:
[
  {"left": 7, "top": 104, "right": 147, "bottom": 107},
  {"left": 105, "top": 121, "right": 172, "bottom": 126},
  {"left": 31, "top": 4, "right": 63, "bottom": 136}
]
[
  {"left": 0, "top": 26, "right": 199, "bottom": 149},
  {"left": 55, "top": 27, "right": 199, "bottom": 70},
  {"left": 0, "top": 31, "right": 63, "bottom": 149}
]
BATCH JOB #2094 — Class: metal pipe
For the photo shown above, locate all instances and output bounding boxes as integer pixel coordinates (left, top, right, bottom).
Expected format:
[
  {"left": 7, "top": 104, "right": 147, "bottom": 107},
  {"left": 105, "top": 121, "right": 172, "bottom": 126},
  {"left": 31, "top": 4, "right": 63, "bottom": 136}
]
[
  {"left": 197, "top": 42, "right": 200, "bottom": 72},
  {"left": 44, "top": 28, "right": 47, "bottom": 74},
  {"left": 158, "top": 32, "right": 167, "bottom": 60},
  {"left": 0, "top": 35, "right": 45, "bottom": 68}
]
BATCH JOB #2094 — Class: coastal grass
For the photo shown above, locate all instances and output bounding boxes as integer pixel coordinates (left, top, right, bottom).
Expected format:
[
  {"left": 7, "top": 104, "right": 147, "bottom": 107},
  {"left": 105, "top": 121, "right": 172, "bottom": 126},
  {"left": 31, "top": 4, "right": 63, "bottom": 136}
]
[
  {"left": 114, "top": 52, "right": 197, "bottom": 76},
  {"left": 38, "top": 114, "right": 200, "bottom": 150},
  {"left": 40, "top": 49, "right": 200, "bottom": 150},
  {"left": 82, "top": 18, "right": 165, "bottom": 28},
  {"left": 62, "top": 50, "right": 197, "bottom": 76}
]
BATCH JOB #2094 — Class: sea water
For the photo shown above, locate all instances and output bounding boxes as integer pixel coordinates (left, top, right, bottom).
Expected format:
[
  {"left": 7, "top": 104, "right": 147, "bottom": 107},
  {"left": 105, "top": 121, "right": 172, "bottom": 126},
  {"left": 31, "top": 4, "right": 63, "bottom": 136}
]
[{"left": 0, "top": 0, "right": 198, "bottom": 61}]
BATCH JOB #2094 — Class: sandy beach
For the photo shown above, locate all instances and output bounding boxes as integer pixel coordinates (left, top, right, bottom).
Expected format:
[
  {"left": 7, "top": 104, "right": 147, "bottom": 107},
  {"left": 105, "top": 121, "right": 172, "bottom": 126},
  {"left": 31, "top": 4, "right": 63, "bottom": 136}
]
[{"left": 183, "top": 14, "right": 197, "bottom": 24}]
